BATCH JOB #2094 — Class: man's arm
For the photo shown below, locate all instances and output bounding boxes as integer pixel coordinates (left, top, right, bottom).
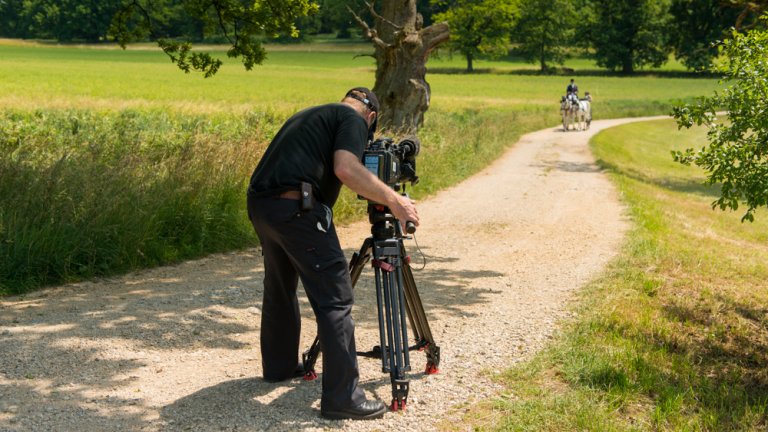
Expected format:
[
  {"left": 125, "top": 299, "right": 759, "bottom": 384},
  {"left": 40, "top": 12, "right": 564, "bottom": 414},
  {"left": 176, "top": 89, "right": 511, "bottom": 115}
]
[{"left": 333, "top": 149, "right": 419, "bottom": 228}]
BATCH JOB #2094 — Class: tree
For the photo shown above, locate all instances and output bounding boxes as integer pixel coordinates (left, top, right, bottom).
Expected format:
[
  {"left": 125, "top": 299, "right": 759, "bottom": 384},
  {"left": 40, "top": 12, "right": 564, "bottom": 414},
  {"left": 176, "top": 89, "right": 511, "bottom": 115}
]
[
  {"left": 584, "top": 0, "right": 672, "bottom": 74},
  {"left": 0, "top": 0, "right": 32, "bottom": 38},
  {"left": 672, "top": 18, "right": 768, "bottom": 222},
  {"left": 512, "top": 0, "right": 575, "bottom": 72},
  {"left": 111, "top": 0, "right": 319, "bottom": 77},
  {"left": 0, "top": 0, "right": 123, "bottom": 42},
  {"left": 349, "top": 1, "right": 449, "bottom": 133},
  {"left": 668, "top": 0, "right": 741, "bottom": 71},
  {"left": 723, "top": 0, "right": 768, "bottom": 30},
  {"left": 303, "top": 0, "right": 368, "bottom": 37},
  {"left": 432, "top": 0, "right": 518, "bottom": 72},
  {"left": 109, "top": 0, "right": 446, "bottom": 132}
]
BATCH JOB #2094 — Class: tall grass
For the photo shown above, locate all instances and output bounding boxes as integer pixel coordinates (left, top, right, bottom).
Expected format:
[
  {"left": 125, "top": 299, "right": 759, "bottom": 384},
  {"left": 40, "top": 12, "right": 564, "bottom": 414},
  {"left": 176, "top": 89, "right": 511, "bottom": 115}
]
[
  {"left": 461, "top": 119, "right": 768, "bottom": 431},
  {"left": 0, "top": 104, "right": 554, "bottom": 294},
  {"left": 0, "top": 109, "right": 280, "bottom": 293}
]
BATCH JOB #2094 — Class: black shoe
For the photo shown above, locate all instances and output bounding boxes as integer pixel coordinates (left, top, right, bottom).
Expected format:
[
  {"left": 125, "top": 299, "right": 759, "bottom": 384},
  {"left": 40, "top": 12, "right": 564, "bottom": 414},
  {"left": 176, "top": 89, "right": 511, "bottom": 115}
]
[
  {"left": 263, "top": 363, "right": 305, "bottom": 383},
  {"left": 321, "top": 400, "right": 387, "bottom": 420}
]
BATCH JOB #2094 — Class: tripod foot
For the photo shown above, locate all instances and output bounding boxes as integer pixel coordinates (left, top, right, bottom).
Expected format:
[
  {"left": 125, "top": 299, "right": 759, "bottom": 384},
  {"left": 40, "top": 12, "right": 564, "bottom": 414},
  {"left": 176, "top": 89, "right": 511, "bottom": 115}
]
[
  {"left": 303, "top": 370, "right": 318, "bottom": 381},
  {"left": 390, "top": 399, "right": 407, "bottom": 411},
  {"left": 390, "top": 379, "right": 409, "bottom": 411}
]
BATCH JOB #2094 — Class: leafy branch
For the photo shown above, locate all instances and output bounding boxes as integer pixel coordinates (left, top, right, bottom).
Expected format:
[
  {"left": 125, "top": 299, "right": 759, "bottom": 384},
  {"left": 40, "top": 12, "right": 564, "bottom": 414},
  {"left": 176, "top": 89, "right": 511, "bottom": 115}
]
[
  {"left": 672, "top": 16, "right": 768, "bottom": 222},
  {"left": 110, "top": 0, "right": 318, "bottom": 77}
]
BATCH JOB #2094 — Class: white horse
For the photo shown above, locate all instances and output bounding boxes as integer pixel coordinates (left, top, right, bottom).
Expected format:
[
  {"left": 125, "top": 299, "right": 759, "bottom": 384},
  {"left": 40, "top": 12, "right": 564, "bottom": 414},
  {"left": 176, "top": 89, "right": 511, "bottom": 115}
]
[
  {"left": 560, "top": 95, "right": 576, "bottom": 131},
  {"left": 575, "top": 98, "right": 591, "bottom": 130}
]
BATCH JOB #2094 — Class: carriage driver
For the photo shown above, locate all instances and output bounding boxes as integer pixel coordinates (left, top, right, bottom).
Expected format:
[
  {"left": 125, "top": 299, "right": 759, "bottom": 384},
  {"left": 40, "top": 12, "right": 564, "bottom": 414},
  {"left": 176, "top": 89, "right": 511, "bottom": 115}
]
[{"left": 566, "top": 78, "right": 579, "bottom": 96}]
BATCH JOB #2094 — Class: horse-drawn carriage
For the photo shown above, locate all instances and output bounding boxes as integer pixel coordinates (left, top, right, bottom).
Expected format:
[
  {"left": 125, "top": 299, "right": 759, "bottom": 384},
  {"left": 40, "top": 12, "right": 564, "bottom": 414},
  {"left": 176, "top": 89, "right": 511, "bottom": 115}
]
[{"left": 560, "top": 92, "right": 592, "bottom": 131}]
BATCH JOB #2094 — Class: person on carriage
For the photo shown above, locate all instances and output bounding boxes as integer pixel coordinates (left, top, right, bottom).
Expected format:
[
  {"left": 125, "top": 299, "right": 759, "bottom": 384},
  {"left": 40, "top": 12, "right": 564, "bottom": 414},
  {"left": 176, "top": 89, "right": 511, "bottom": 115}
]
[{"left": 566, "top": 79, "right": 579, "bottom": 96}]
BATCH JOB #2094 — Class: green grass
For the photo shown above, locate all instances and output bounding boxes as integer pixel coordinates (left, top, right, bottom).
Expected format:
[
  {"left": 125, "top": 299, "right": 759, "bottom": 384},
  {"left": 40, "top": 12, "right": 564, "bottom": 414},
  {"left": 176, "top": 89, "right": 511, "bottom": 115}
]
[
  {"left": 458, "top": 119, "right": 768, "bottom": 431},
  {"left": 0, "top": 39, "right": 724, "bottom": 294},
  {"left": 0, "top": 40, "right": 720, "bottom": 114}
]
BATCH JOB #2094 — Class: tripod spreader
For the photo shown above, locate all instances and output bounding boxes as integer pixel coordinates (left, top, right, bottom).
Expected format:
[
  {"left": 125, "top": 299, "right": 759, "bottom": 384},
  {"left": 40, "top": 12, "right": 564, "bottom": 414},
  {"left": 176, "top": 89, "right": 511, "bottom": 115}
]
[{"left": 301, "top": 204, "right": 440, "bottom": 411}]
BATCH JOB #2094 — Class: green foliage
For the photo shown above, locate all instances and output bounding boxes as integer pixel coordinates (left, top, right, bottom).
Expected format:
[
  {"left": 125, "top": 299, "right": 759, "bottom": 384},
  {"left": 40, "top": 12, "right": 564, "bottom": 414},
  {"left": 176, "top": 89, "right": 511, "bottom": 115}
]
[
  {"left": 582, "top": 0, "right": 673, "bottom": 73},
  {"left": 110, "top": 0, "right": 319, "bottom": 77},
  {"left": 0, "top": 109, "right": 279, "bottom": 294},
  {"left": 304, "top": 0, "right": 368, "bottom": 37},
  {"left": 0, "top": 0, "right": 122, "bottom": 41},
  {"left": 672, "top": 19, "right": 768, "bottom": 222},
  {"left": 668, "top": 0, "right": 740, "bottom": 72},
  {"left": 512, "top": 0, "right": 576, "bottom": 72},
  {"left": 432, "top": 0, "right": 518, "bottom": 72}
]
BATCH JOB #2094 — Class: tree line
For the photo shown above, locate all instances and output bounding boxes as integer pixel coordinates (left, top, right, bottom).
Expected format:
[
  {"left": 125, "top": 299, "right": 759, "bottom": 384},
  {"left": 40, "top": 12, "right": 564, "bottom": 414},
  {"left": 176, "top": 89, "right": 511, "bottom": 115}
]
[
  {"left": 1, "top": 0, "right": 765, "bottom": 74},
  {"left": 439, "top": 0, "right": 767, "bottom": 73}
]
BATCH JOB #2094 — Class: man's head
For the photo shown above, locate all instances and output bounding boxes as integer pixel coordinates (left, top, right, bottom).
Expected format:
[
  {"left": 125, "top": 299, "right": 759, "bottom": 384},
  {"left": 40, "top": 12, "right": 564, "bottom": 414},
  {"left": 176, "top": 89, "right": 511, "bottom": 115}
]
[
  {"left": 344, "top": 87, "right": 379, "bottom": 114},
  {"left": 343, "top": 87, "right": 379, "bottom": 139}
]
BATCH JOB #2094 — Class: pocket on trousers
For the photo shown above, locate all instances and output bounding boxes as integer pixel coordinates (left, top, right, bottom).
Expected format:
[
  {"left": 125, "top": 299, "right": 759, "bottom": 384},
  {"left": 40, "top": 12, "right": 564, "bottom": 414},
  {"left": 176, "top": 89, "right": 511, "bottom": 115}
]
[{"left": 311, "top": 255, "right": 346, "bottom": 273}]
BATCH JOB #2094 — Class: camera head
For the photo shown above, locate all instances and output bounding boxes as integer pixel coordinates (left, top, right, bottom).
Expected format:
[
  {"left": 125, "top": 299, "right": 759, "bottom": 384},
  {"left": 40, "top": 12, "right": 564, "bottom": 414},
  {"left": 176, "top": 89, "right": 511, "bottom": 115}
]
[{"left": 363, "top": 136, "right": 420, "bottom": 190}]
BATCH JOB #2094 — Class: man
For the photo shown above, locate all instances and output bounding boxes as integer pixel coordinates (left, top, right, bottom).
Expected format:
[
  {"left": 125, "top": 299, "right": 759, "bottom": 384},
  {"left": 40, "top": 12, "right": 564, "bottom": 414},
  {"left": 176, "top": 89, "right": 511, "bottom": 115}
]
[
  {"left": 246, "top": 87, "right": 419, "bottom": 420},
  {"left": 566, "top": 78, "right": 578, "bottom": 96}
]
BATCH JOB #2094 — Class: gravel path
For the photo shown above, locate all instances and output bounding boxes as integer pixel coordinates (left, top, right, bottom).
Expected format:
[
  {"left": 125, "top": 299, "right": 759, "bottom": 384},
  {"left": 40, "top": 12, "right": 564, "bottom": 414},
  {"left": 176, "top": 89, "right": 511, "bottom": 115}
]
[{"left": 0, "top": 118, "right": 663, "bottom": 431}]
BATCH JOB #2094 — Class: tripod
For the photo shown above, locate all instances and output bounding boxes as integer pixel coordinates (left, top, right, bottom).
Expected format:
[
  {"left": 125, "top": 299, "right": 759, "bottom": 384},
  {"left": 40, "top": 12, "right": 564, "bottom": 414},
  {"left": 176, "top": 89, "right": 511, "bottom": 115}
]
[{"left": 301, "top": 203, "right": 440, "bottom": 411}]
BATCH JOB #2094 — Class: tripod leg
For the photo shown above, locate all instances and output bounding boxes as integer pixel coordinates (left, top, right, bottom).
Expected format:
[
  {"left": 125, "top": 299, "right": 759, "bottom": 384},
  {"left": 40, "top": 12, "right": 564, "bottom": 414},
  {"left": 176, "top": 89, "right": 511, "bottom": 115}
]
[
  {"left": 301, "top": 238, "right": 373, "bottom": 381},
  {"left": 372, "top": 251, "right": 412, "bottom": 411},
  {"left": 350, "top": 238, "right": 373, "bottom": 286},
  {"left": 373, "top": 265, "right": 389, "bottom": 372},
  {"left": 401, "top": 253, "right": 441, "bottom": 375}
]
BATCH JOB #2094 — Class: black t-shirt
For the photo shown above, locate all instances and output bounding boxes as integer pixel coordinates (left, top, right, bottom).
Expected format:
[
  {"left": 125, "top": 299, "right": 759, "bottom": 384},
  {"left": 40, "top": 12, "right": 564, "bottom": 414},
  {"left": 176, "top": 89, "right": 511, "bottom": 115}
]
[{"left": 247, "top": 103, "right": 368, "bottom": 206}]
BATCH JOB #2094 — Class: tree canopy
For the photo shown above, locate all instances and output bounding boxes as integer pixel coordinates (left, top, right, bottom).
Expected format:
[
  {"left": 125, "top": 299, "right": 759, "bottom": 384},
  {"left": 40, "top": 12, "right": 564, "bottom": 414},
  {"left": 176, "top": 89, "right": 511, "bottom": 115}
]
[
  {"left": 512, "top": 0, "right": 575, "bottom": 72},
  {"left": 432, "top": 0, "right": 518, "bottom": 72},
  {"left": 111, "top": 0, "right": 318, "bottom": 77},
  {"left": 672, "top": 17, "right": 768, "bottom": 222},
  {"left": 668, "top": 0, "right": 741, "bottom": 71},
  {"left": 582, "top": 0, "right": 672, "bottom": 74}
]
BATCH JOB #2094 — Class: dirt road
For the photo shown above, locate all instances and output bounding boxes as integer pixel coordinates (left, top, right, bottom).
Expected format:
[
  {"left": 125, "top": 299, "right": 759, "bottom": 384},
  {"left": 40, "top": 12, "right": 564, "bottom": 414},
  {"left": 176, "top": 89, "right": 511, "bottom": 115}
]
[{"left": 0, "top": 117, "right": 664, "bottom": 431}]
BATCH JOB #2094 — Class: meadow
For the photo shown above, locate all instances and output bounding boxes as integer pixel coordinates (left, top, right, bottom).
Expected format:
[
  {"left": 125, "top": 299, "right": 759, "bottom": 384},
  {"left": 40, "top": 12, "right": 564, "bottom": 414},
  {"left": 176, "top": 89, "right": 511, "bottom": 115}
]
[
  {"left": 0, "top": 39, "right": 722, "bottom": 293},
  {"left": 458, "top": 119, "right": 768, "bottom": 431}
]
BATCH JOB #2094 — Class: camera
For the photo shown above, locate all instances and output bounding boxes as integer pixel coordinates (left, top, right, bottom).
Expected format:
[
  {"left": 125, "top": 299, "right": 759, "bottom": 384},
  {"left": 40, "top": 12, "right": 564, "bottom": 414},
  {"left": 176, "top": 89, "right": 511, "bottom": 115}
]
[{"left": 363, "top": 136, "right": 420, "bottom": 189}]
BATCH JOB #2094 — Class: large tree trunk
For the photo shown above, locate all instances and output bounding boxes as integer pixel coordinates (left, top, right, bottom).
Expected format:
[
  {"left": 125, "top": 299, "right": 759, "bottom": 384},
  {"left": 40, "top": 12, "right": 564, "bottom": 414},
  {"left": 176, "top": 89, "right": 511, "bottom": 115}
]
[{"left": 352, "top": 1, "right": 449, "bottom": 134}]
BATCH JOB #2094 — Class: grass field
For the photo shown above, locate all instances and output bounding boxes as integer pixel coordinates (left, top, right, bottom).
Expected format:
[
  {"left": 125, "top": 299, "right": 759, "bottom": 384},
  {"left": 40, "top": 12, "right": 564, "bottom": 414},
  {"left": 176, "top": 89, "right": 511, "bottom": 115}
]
[
  {"left": 456, "top": 119, "right": 768, "bottom": 431},
  {"left": 0, "top": 39, "right": 719, "bottom": 113},
  {"left": 0, "top": 39, "right": 723, "bottom": 293}
]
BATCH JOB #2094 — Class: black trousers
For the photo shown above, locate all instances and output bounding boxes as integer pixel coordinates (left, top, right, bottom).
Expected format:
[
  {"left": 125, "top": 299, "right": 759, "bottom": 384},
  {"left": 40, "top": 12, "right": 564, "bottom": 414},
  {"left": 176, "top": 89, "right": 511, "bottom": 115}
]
[{"left": 247, "top": 195, "right": 365, "bottom": 411}]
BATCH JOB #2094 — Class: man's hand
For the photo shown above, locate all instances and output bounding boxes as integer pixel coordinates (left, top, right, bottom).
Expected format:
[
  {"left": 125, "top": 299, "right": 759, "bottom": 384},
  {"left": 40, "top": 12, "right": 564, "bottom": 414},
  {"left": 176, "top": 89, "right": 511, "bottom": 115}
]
[
  {"left": 389, "top": 193, "right": 419, "bottom": 232},
  {"left": 334, "top": 150, "right": 420, "bottom": 230}
]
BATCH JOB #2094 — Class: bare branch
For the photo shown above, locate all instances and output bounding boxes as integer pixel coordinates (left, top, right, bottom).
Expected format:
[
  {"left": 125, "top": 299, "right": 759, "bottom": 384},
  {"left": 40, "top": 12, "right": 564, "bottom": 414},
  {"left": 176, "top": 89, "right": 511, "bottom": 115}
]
[
  {"left": 363, "top": 0, "right": 402, "bottom": 31},
  {"left": 211, "top": 0, "right": 235, "bottom": 45},
  {"left": 420, "top": 22, "right": 450, "bottom": 52},
  {"left": 127, "top": 0, "right": 159, "bottom": 40},
  {"left": 346, "top": 5, "right": 388, "bottom": 50}
]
